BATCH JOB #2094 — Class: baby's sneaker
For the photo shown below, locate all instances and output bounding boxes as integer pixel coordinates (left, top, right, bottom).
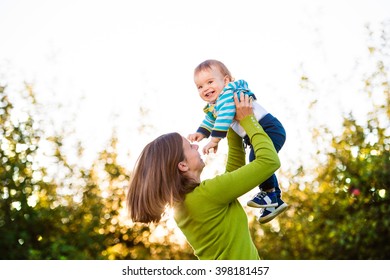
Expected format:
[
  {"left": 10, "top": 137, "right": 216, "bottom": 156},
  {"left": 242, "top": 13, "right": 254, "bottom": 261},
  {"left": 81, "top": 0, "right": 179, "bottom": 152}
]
[
  {"left": 247, "top": 191, "right": 278, "bottom": 208},
  {"left": 258, "top": 198, "right": 289, "bottom": 224}
]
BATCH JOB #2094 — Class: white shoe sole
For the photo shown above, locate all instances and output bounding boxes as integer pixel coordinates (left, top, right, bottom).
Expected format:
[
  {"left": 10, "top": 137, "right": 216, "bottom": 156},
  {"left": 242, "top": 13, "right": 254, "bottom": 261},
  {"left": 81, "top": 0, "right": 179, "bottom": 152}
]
[
  {"left": 247, "top": 201, "right": 278, "bottom": 208},
  {"left": 258, "top": 203, "right": 289, "bottom": 224}
]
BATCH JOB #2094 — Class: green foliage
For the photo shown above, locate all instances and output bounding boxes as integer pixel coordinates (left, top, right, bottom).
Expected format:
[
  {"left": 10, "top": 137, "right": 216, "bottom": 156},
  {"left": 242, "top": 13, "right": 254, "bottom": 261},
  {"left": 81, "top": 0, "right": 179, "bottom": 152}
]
[{"left": 0, "top": 86, "right": 45, "bottom": 259}]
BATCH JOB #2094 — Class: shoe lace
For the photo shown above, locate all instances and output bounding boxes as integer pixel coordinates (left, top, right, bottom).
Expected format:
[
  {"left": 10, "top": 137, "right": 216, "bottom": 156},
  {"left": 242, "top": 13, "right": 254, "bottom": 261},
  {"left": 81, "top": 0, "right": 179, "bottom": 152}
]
[{"left": 256, "top": 191, "right": 268, "bottom": 199}]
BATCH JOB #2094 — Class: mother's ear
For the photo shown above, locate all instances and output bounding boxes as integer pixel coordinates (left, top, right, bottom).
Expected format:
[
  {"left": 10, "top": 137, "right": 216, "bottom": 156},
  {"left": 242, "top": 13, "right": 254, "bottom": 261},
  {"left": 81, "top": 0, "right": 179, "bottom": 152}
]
[{"left": 178, "top": 161, "right": 188, "bottom": 172}]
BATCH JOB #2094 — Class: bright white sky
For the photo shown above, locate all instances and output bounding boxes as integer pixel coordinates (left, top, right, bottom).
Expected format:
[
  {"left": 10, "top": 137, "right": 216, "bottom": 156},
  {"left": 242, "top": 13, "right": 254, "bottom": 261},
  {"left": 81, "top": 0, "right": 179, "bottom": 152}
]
[{"left": 0, "top": 0, "right": 389, "bottom": 175}]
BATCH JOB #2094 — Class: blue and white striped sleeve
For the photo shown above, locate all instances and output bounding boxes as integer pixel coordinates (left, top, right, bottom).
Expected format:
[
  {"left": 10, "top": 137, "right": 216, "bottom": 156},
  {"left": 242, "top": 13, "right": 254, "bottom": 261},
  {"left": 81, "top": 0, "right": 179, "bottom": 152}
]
[
  {"left": 197, "top": 112, "right": 215, "bottom": 137},
  {"left": 211, "top": 90, "right": 236, "bottom": 138}
]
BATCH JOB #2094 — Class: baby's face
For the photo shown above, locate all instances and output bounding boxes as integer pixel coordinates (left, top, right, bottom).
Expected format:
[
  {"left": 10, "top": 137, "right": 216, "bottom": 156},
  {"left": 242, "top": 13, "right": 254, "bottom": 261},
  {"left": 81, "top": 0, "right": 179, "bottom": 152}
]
[{"left": 194, "top": 66, "right": 229, "bottom": 103}]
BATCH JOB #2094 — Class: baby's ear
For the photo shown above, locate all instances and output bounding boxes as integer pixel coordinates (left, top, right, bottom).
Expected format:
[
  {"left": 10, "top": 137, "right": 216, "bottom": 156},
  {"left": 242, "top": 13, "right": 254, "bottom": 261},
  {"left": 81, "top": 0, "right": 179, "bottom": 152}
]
[{"left": 224, "top": 75, "right": 231, "bottom": 85}]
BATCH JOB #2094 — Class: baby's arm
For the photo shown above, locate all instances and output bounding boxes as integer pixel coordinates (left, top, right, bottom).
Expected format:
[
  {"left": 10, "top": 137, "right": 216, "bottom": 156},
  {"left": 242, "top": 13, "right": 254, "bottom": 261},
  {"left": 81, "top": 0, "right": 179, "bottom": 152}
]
[
  {"left": 202, "top": 137, "right": 221, "bottom": 155},
  {"left": 189, "top": 109, "right": 215, "bottom": 142}
]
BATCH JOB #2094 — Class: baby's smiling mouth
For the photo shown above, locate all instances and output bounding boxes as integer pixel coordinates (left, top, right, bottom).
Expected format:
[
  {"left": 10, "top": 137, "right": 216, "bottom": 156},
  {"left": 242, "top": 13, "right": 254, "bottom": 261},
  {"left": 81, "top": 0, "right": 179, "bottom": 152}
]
[{"left": 205, "top": 91, "right": 214, "bottom": 98}]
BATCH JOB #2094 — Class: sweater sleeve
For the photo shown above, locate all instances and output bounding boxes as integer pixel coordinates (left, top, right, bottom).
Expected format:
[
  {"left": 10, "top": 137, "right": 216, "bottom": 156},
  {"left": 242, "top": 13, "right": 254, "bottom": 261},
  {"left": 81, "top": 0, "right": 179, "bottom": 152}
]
[
  {"left": 201, "top": 114, "right": 281, "bottom": 204},
  {"left": 210, "top": 91, "right": 236, "bottom": 138},
  {"left": 225, "top": 127, "right": 246, "bottom": 173},
  {"left": 197, "top": 108, "right": 216, "bottom": 138}
]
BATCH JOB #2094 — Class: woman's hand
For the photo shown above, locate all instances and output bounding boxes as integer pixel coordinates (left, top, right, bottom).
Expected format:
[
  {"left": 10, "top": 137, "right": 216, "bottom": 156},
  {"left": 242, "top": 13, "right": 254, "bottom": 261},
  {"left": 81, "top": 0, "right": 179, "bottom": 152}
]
[{"left": 234, "top": 91, "right": 254, "bottom": 121}]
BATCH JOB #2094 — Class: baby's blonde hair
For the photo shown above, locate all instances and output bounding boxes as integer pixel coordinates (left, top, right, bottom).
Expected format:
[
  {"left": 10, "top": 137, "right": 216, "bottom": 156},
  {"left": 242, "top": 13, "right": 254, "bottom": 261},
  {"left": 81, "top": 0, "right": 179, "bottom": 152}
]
[{"left": 194, "top": 59, "right": 234, "bottom": 82}]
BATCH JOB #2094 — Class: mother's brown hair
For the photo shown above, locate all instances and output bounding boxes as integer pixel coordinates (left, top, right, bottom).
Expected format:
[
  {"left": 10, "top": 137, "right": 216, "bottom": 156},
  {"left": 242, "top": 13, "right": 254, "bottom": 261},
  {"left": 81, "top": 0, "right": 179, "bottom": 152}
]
[{"left": 127, "top": 132, "right": 198, "bottom": 223}]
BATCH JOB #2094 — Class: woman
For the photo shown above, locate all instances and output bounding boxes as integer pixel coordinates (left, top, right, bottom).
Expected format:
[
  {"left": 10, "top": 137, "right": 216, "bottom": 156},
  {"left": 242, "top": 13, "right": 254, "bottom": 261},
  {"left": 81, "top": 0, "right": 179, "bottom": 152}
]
[{"left": 127, "top": 93, "right": 281, "bottom": 260}]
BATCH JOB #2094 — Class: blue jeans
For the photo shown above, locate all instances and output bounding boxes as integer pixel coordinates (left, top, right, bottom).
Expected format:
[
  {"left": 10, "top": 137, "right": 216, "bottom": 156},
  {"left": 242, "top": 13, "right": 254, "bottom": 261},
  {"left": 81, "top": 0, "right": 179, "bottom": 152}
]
[{"left": 244, "top": 113, "right": 286, "bottom": 198}]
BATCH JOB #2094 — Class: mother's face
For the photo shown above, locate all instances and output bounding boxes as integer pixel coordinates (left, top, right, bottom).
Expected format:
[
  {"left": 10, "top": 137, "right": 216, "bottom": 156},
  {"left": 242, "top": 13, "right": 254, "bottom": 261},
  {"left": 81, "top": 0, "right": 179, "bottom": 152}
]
[{"left": 178, "top": 137, "right": 205, "bottom": 176}]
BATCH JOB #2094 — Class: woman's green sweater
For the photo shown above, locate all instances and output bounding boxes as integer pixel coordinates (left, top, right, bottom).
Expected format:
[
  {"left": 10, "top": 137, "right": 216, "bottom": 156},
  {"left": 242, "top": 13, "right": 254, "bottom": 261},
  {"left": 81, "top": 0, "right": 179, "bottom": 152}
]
[{"left": 174, "top": 115, "right": 281, "bottom": 260}]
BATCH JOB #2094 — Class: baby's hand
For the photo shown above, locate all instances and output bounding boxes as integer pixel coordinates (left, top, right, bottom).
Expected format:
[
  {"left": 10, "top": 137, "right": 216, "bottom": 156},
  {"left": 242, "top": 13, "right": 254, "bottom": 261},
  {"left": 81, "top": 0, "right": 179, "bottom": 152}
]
[
  {"left": 188, "top": 132, "right": 205, "bottom": 142},
  {"left": 203, "top": 141, "right": 219, "bottom": 155}
]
